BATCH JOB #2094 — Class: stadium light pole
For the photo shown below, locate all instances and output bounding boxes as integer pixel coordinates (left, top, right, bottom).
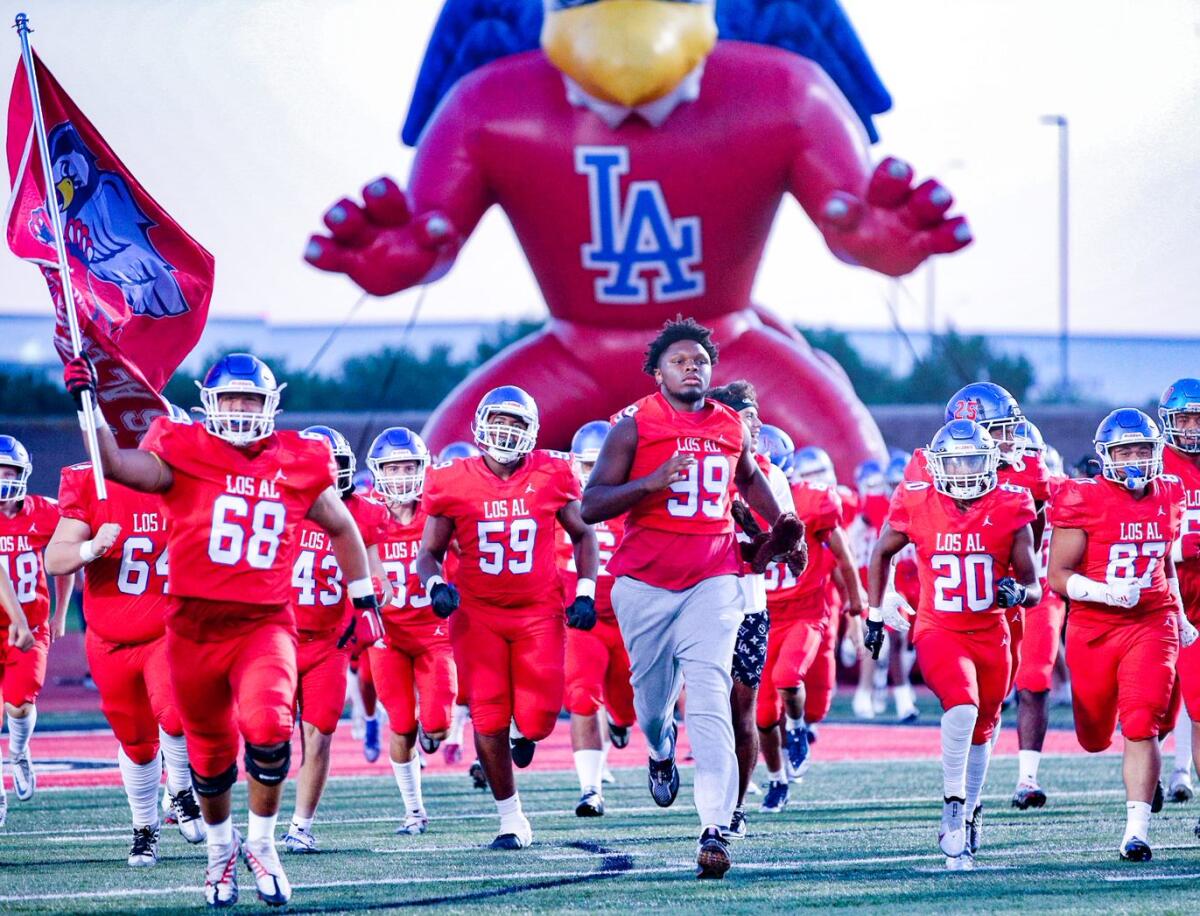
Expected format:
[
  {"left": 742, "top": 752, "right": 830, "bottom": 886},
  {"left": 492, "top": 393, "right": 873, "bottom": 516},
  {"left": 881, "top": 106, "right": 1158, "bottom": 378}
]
[{"left": 1040, "top": 115, "right": 1070, "bottom": 399}]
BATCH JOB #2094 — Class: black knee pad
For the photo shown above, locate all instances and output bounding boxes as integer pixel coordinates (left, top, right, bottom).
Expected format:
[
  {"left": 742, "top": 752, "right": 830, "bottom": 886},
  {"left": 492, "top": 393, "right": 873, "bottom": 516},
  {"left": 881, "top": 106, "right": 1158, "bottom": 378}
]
[
  {"left": 191, "top": 762, "right": 237, "bottom": 798},
  {"left": 244, "top": 741, "right": 291, "bottom": 787}
]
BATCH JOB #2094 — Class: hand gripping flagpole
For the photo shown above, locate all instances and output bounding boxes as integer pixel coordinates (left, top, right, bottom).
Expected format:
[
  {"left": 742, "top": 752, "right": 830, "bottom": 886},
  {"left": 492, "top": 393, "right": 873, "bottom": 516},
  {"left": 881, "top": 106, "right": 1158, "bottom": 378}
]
[{"left": 14, "top": 13, "right": 107, "bottom": 499}]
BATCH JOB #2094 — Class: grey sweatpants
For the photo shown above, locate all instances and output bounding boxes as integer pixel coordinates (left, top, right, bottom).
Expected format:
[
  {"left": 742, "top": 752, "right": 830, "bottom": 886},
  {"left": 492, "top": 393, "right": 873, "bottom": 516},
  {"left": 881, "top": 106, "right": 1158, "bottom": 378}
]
[{"left": 611, "top": 574, "right": 743, "bottom": 828}]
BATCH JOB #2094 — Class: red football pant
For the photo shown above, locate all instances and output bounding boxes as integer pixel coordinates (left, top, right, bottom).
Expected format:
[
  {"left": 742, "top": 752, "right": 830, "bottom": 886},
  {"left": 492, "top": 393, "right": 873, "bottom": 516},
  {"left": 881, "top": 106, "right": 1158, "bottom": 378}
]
[
  {"left": 915, "top": 619, "right": 1011, "bottom": 745},
  {"left": 166, "top": 614, "right": 298, "bottom": 779},
  {"left": 564, "top": 617, "right": 635, "bottom": 726},
  {"left": 802, "top": 610, "right": 840, "bottom": 725},
  {"left": 1067, "top": 610, "right": 1178, "bottom": 751},
  {"left": 87, "top": 630, "right": 181, "bottom": 765},
  {"left": 756, "top": 612, "right": 827, "bottom": 730},
  {"left": 1013, "top": 593, "right": 1066, "bottom": 694},
  {"left": 296, "top": 630, "right": 350, "bottom": 736},
  {"left": 0, "top": 625, "right": 49, "bottom": 710},
  {"left": 1005, "top": 606, "right": 1024, "bottom": 693},
  {"left": 371, "top": 618, "right": 457, "bottom": 735},
  {"left": 450, "top": 610, "right": 564, "bottom": 739}
]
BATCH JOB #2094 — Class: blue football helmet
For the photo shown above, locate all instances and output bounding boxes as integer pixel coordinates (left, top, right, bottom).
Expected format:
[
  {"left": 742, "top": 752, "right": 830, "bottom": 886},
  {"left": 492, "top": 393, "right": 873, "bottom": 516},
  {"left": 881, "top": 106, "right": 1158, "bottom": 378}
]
[
  {"left": 1094, "top": 408, "right": 1163, "bottom": 491},
  {"left": 885, "top": 453, "right": 909, "bottom": 487},
  {"left": 1043, "top": 445, "right": 1064, "bottom": 478},
  {"left": 855, "top": 458, "right": 887, "bottom": 495},
  {"left": 437, "top": 440, "right": 481, "bottom": 463},
  {"left": 304, "top": 425, "right": 355, "bottom": 496},
  {"left": 368, "top": 427, "right": 430, "bottom": 504},
  {"left": 1159, "top": 378, "right": 1200, "bottom": 454},
  {"left": 927, "top": 420, "right": 999, "bottom": 500},
  {"left": 756, "top": 425, "right": 795, "bottom": 470},
  {"left": 473, "top": 386, "right": 539, "bottom": 464},
  {"left": 571, "top": 420, "right": 609, "bottom": 486},
  {"left": 1009, "top": 418, "right": 1045, "bottom": 472},
  {"left": 792, "top": 446, "right": 836, "bottom": 486},
  {"left": 197, "top": 353, "right": 284, "bottom": 446},
  {"left": 0, "top": 435, "right": 32, "bottom": 503}
]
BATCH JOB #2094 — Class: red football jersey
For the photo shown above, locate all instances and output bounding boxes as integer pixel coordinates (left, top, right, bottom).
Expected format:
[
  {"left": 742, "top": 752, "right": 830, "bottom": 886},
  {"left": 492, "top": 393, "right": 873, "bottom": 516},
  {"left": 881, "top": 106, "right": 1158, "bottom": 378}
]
[
  {"left": 906, "top": 448, "right": 1051, "bottom": 503},
  {"left": 291, "top": 493, "right": 389, "bottom": 635},
  {"left": 0, "top": 494, "right": 59, "bottom": 628},
  {"left": 557, "top": 515, "right": 625, "bottom": 622},
  {"left": 139, "top": 417, "right": 335, "bottom": 606},
  {"left": 377, "top": 502, "right": 432, "bottom": 616},
  {"left": 764, "top": 481, "right": 841, "bottom": 609},
  {"left": 58, "top": 464, "right": 170, "bottom": 644},
  {"left": 1050, "top": 475, "right": 1183, "bottom": 622},
  {"left": 887, "top": 480, "right": 1037, "bottom": 633},
  {"left": 421, "top": 450, "right": 581, "bottom": 613},
  {"left": 837, "top": 484, "right": 859, "bottom": 529}
]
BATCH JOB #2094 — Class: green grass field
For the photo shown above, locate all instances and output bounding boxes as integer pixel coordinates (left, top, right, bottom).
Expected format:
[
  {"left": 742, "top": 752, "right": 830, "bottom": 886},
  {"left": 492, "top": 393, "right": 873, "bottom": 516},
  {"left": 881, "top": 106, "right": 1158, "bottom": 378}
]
[{"left": 4, "top": 753, "right": 1200, "bottom": 914}]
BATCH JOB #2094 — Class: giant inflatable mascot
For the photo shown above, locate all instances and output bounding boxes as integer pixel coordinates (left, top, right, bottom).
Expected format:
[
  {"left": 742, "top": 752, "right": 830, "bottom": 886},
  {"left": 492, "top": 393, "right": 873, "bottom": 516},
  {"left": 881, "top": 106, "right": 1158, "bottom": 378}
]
[{"left": 306, "top": 0, "right": 971, "bottom": 476}]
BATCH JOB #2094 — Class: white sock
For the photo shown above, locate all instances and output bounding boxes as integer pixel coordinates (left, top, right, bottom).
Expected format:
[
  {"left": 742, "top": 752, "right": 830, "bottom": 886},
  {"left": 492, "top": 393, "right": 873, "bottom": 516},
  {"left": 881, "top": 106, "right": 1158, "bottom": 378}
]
[
  {"left": 990, "top": 713, "right": 1003, "bottom": 750},
  {"left": 448, "top": 704, "right": 470, "bottom": 745},
  {"left": 1123, "top": 800, "right": 1152, "bottom": 845},
  {"left": 573, "top": 749, "right": 603, "bottom": 793},
  {"left": 496, "top": 791, "right": 525, "bottom": 834},
  {"left": 900, "top": 644, "right": 918, "bottom": 680},
  {"left": 290, "top": 814, "right": 314, "bottom": 833},
  {"left": 1176, "top": 715, "right": 1193, "bottom": 773},
  {"left": 118, "top": 748, "right": 162, "bottom": 829},
  {"left": 785, "top": 715, "right": 805, "bottom": 731},
  {"left": 768, "top": 768, "right": 785, "bottom": 783},
  {"left": 207, "top": 816, "right": 233, "bottom": 849},
  {"left": 940, "top": 705, "right": 978, "bottom": 800},
  {"left": 346, "top": 676, "right": 366, "bottom": 719},
  {"left": 1018, "top": 749, "right": 1041, "bottom": 785},
  {"left": 247, "top": 810, "right": 278, "bottom": 844},
  {"left": 7, "top": 709, "right": 35, "bottom": 759},
  {"left": 965, "top": 741, "right": 992, "bottom": 813},
  {"left": 509, "top": 720, "right": 525, "bottom": 741},
  {"left": 158, "top": 728, "right": 192, "bottom": 794},
  {"left": 600, "top": 739, "right": 612, "bottom": 768},
  {"left": 391, "top": 756, "right": 424, "bottom": 814},
  {"left": 364, "top": 713, "right": 377, "bottom": 726}
]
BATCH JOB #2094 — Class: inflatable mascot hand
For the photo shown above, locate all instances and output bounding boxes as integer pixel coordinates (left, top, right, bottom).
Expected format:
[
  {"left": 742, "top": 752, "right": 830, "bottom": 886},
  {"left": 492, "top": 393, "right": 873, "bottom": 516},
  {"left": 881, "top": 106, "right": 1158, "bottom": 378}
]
[{"left": 306, "top": 0, "right": 971, "bottom": 477}]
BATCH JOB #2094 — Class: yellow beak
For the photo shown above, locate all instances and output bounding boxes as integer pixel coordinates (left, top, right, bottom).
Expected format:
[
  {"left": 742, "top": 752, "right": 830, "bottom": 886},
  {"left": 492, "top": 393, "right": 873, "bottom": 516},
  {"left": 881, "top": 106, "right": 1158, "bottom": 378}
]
[
  {"left": 542, "top": 0, "right": 717, "bottom": 108},
  {"left": 55, "top": 177, "right": 74, "bottom": 211}
]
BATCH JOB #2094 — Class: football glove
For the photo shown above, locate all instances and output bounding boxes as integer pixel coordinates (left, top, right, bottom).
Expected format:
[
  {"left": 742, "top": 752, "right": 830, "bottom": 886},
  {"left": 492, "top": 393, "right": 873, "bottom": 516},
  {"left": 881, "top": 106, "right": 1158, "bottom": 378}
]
[
  {"left": 880, "top": 591, "right": 913, "bottom": 632},
  {"left": 996, "top": 577, "right": 1027, "bottom": 609},
  {"left": 754, "top": 513, "right": 807, "bottom": 576},
  {"left": 430, "top": 581, "right": 460, "bottom": 619},
  {"left": 63, "top": 354, "right": 98, "bottom": 408},
  {"left": 1180, "top": 611, "right": 1199, "bottom": 649},
  {"left": 565, "top": 596, "right": 597, "bottom": 631},
  {"left": 864, "top": 618, "right": 886, "bottom": 660}
]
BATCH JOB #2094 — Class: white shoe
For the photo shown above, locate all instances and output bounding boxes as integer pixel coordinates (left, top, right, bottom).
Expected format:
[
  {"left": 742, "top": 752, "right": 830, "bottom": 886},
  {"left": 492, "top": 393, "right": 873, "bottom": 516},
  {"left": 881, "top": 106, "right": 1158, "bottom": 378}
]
[
  {"left": 351, "top": 710, "right": 366, "bottom": 741},
  {"left": 397, "top": 810, "right": 429, "bottom": 835},
  {"left": 11, "top": 755, "right": 35, "bottom": 801},
  {"left": 894, "top": 683, "right": 919, "bottom": 722},
  {"left": 852, "top": 689, "right": 875, "bottom": 720},
  {"left": 745, "top": 779, "right": 762, "bottom": 796},
  {"left": 283, "top": 824, "right": 318, "bottom": 853},
  {"left": 489, "top": 813, "right": 533, "bottom": 849},
  {"left": 872, "top": 686, "right": 888, "bottom": 715},
  {"left": 601, "top": 764, "right": 616, "bottom": 785},
  {"left": 946, "top": 851, "right": 975, "bottom": 870},
  {"left": 169, "top": 788, "right": 206, "bottom": 844},
  {"left": 939, "top": 797, "right": 967, "bottom": 858},
  {"left": 242, "top": 835, "right": 292, "bottom": 906},
  {"left": 161, "top": 784, "right": 174, "bottom": 824},
  {"left": 128, "top": 825, "right": 160, "bottom": 867},
  {"left": 1170, "top": 768, "right": 1194, "bottom": 803},
  {"left": 0, "top": 792, "right": 6, "bottom": 829},
  {"left": 205, "top": 829, "right": 240, "bottom": 908}
]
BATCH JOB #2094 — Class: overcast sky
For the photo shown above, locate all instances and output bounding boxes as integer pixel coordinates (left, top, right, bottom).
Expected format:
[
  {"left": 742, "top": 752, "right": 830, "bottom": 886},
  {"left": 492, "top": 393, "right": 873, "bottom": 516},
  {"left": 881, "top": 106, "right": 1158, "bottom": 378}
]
[{"left": 2, "top": 0, "right": 1198, "bottom": 337}]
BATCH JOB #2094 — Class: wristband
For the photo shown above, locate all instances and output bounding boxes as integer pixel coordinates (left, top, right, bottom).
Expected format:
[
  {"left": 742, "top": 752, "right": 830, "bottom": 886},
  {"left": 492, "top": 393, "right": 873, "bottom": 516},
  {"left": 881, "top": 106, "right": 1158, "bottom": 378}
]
[
  {"left": 426, "top": 575, "right": 446, "bottom": 591},
  {"left": 76, "top": 402, "right": 105, "bottom": 432},
  {"left": 347, "top": 577, "right": 374, "bottom": 601},
  {"left": 575, "top": 578, "right": 596, "bottom": 600},
  {"left": 866, "top": 606, "right": 883, "bottom": 623},
  {"left": 79, "top": 539, "right": 100, "bottom": 563},
  {"left": 1066, "top": 574, "right": 1106, "bottom": 603},
  {"left": 1169, "top": 577, "right": 1182, "bottom": 603}
]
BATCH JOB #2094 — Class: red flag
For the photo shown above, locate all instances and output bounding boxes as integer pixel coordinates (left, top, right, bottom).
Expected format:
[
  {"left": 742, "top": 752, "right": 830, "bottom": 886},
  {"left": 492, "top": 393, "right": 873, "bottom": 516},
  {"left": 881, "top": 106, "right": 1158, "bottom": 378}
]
[{"left": 5, "top": 51, "right": 213, "bottom": 446}]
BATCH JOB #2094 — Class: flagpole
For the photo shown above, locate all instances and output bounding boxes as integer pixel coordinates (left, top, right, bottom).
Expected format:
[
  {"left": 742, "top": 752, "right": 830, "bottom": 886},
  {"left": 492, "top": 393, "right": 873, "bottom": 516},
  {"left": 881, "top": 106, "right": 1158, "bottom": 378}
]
[{"left": 14, "top": 12, "right": 107, "bottom": 499}]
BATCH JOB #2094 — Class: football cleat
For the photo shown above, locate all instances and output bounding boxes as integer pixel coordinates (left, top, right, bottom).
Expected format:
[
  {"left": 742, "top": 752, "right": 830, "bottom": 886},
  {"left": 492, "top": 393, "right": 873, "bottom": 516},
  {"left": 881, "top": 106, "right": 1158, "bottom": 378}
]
[
  {"left": 696, "top": 826, "right": 732, "bottom": 879},
  {"left": 1120, "top": 837, "right": 1153, "bottom": 862},
  {"left": 469, "top": 760, "right": 489, "bottom": 790},
  {"left": 939, "top": 797, "right": 967, "bottom": 858},
  {"left": 723, "top": 806, "right": 747, "bottom": 841},
  {"left": 242, "top": 835, "right": 292, "bottom": 906},
  {"left": 170, "top": 788, "right": 206, "bottom": 844},
  {"left": 945, "top": 852, "right": 975, "bottom": 871},
  {"left": 1152, "top": 780, "right": 1165, "bottom": 814},
  {"left": 760, "top": 780, "right": 790, "bottom": 813},
  {"left": 1169, "top": 768, "right": 1194, "bottom": 803},
  {"left": 0, "top": 792, "right": 6, "bottom": 830},
  {"left": 647, "top": 724, "right": 679, "bottom": 808},
  {"left": 607, "top": 717, "right": 630, "bottom": 749},
  {"left": 805, "top": 723, "right": 820, "bottom": 745},
  {"left": 490, "top": 813, "right": 533, "bottom": 850},
  {"left": 418, "top": 726, "right": 441, "bottom": 755},
  {"left": 510, "top": 736, "right": 537, "bottom": 769},
  {"left": 161, "top": 785, "right": 176, "bottom": 825},
  {"left": 575, "top": 789, "right": 605, "bottom": 818},
  {"left": 204, "top": 829, "right": 241, "bottom": 908},
  {"left": 1011, "top": 780, "right": 1047, "bottom": 810},
  {"left": 11, "top": 755, "right": 35, "bottom": 801},
  {"left": 601, "top": 764, "right": 616, "bottom": 785},
  {"left": 397, "top": 810, "right": 429, "bottom": 836},
  {"left": 785, "top": 724, "right": 810, "bottom": 775},
  {"left": 363, "top": 719, "right": 381, "bottom": 763},
  {"left": 283, "top": 824, "right": 318, "bottom": 854},
  {"left": 851, "top": 689, "right": 875, "bottom": 720},
  {"left": 128, "top": 825, "right": 161, "bottom": 867},
  {"left": 745, "top": 779, "right": 762, "bottom": 796},
  {"left": 967, "top": 804, "right": 983, "bottom": 855}
]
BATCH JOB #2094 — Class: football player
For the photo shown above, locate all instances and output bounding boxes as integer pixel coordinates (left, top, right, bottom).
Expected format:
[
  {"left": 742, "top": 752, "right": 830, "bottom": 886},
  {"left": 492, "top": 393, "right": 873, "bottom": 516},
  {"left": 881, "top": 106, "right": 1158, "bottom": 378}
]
[
  {"left": 416, "top": 386, "right": 598, "bottom": 849},
  {"left": 581, "top": 318, "right": 801, "bottom": 879},
  {"left": 283, "top": 425, "right": 391, "bottom": 854},
  {"left": 558, "top": 421, "right": 634, "bottom": 818},
  {"left": 368, "top": 427, "right": 457, "bottom": 836},
  {"left": 1049, "top": 409, "right": 1193, "bottom": 861},
  {"left": 848, "top": 458, "right": 891, "bottom": 719},
  {"left": 46, "top": 455, "right": 205, "bottom": 865},
  {"left": 868, "top": 420, "right": 1040, "bottom": 869},
  {"left": 0, "top": 435, "right": 73, "bottom": 814},
  {"left": 64, "top": 353, "right": 383, "bottom": 908},
  {"left": 0, "top": 549, "right": 34, "bottom": 829}
]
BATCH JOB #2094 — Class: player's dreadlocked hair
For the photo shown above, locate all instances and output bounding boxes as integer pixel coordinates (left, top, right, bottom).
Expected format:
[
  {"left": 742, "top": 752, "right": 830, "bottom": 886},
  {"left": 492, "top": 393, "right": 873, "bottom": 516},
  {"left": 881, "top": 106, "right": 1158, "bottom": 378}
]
[
  {"left": 707, "top": 380, "right": 758, "bottom": 412},
  {"left": 642, "top": 316, "right": 719, "bottom": 377}
]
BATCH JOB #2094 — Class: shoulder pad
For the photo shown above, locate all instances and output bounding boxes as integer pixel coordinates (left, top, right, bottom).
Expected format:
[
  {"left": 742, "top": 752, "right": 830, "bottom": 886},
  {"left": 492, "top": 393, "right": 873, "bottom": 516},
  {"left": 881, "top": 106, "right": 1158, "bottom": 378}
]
[
  {"left": 807, "top": 482, "right": 830, "bottom": 492},
  {"left": 904, "top": 481, "right": 930, "bottom": 491},
  {"left": 429, "top": 460, "right": 455, "bottom": 471},
  {"left": 1076, "top": 478, "right": 1098, "bottom": 486},
  {"left": 298, "top": 429, "right": 327, "bottom": 442},
  {"left": 999, "top": 483, "right": 1029, "bottom": 495},
  {"left": 546, "top": 450, "right": 572, "bottom": 462},
  {"left": 1162, "top": 474, "right": 1182, "bottom": 484}
]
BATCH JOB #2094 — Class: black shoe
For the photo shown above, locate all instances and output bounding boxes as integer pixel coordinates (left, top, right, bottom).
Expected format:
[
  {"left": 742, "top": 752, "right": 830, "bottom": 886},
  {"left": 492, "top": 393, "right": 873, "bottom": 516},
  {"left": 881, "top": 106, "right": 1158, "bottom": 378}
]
[
  {"left": 722, "top": 807, "right": 747, "bottom": 841},
  {"left": 696, "top": 826, "right": 731, "bottom": 879},
  {"left": 575, "top": 789, "right": 605, "bottom": 817},
  {"left": 489, "top": 833, "right": 527, "bottom": 850},
  {"left": 418, "top": 726, "right": 440, "bottom": 755},
  {"left": 1011, "top": 781, "right": 1047, "bottom": 810},
  {"left": 607, "top": 717, "right": 630, "bottom": 750},
  {"left": 510, "top": 736, "right": 537, "bottom": 769},
  {"left": 648, "top": 724, "right": 679, "bottom": 808},
  {"left": 1120, "top": 838, "right": 1152, "bottom": 862},
  {"left": 469, "top": 760, "right": 489, "bottom": 790},
  {"left": 967, "top": 804, "right": 983, "bottom": 855},
  {"left": 1151, "top": 780, "right": 1165, "bottom": 814},
  {"left": 760, "top": 780, "right": 789, "bottom": 813}
]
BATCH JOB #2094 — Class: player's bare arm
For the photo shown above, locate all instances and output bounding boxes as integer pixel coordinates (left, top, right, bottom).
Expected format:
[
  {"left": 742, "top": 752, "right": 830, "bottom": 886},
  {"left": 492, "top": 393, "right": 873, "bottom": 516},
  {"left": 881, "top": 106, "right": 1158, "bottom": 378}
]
[
  {"left": 1006, "top": 524, "right": 1043, "bottom": 607},
  {"left": 732, "top": 428, "right": 783, "bottom": 525},
  {"left": 557, "top": 499, "right": 599, "bottom": 583},
  {"left": 581, "top": 417, "right": 693, "bottom": 524},
  {"left": 45, "top": 517, "right": 120, "bottom": 576},
  {"left": 1, "top": 566, "right": 34, "bottom": 652},
  {"left": 49, "top": 571, "right": 75, "bottom": 642},
  {"left": 415, "top": 514, "right": 461, "bottom": 619},
  {"left": 367, "top": 543, "right": 393, "bottom": 607},
  {"left": 828, "top": 526, "right": 866, "bottom": 614},
  {"left": 866, "top": 524, "right": 909, "bottom": 608},
  {"left": 1046, "top": 526, "right": 1086, "bottom": 599}
]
